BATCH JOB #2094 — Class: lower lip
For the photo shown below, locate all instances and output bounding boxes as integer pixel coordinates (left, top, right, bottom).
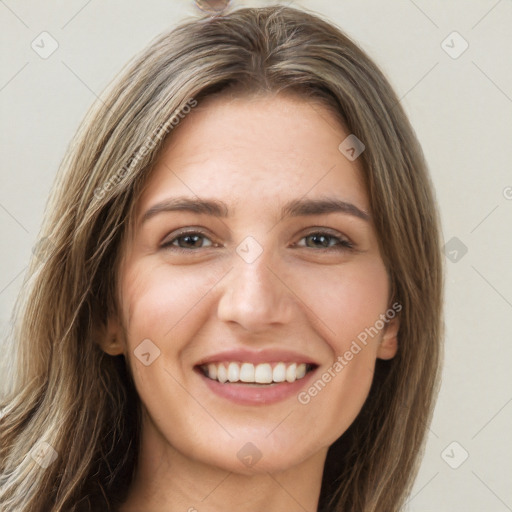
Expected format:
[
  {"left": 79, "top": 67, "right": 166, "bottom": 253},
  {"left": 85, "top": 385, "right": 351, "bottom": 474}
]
[{"left": 196, "top": 368, "right": 318, "bottom": 405}]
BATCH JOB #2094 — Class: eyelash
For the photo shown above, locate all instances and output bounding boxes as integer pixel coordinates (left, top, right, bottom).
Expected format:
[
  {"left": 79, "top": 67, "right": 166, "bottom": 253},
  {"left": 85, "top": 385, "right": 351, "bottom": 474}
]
[{"left": 160, "top": 228, "right": 354, "bottom": 253}]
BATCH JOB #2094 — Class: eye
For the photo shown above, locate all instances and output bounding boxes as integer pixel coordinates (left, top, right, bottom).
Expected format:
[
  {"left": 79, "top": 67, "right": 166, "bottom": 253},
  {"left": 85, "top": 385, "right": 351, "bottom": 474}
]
[
  {"left": 160, "top": 230, "right": 215, "bottom": 252},
  {"left": 160, "top": 228, "right": 354, "bottom": 253},
  {"left": 296, "top": 230, "right": 354, "bottom": 251}
]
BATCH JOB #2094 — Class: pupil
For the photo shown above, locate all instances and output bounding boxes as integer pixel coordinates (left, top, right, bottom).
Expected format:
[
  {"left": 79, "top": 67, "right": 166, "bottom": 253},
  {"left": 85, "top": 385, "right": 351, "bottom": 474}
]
[
  {"left": 311, "top": 234, "right": 328, "bottom": 247},
  {"left": 183, "top": 235, "right": 200, "bottom": 247}
]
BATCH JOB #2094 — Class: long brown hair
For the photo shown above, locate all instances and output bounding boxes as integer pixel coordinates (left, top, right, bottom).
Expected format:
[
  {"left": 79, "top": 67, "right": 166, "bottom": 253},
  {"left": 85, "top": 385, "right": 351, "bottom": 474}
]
[{"left": 0, "top": 5, "right": 444, "bottom": 511}]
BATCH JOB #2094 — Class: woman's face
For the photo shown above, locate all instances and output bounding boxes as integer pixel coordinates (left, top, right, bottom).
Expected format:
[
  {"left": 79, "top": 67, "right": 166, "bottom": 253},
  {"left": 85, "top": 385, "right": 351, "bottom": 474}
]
[{"left": 105, "top": 93, "right": 399, "bottom": 475}]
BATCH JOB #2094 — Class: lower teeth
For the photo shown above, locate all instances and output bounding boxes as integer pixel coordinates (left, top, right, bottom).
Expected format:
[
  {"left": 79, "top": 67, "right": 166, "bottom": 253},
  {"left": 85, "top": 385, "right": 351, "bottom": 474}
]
[{"left": 231, "top": 381, "right": 279, "bottom": 386}]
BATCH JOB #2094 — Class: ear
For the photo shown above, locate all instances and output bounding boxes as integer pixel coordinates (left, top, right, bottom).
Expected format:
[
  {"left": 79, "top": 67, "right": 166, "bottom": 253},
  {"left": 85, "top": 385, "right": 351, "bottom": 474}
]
[
  {"left": 96, "top": 315, "right": 125, "bottom": 356},
  {"left": 377, "top": 316, "right": 400, "bottom": 360}
]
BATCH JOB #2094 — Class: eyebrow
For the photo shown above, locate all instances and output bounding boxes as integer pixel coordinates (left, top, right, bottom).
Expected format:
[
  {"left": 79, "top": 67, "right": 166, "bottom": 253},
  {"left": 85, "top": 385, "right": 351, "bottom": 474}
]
[{"left": 141, "top": 195, "right": 371, "bottom": 225}]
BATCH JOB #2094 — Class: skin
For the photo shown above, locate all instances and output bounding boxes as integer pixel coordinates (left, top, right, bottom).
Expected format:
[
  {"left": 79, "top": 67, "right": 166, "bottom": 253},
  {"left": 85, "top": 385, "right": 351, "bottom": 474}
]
[{"left": 100, "top": 92, "right": 399, "bottom": 512}]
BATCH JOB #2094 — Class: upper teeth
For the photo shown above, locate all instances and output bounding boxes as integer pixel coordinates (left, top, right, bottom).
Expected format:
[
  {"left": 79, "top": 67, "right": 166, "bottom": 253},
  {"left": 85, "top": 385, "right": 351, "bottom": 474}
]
[{"left": 203, "top": 362, "right": 308, "bottom": 384}]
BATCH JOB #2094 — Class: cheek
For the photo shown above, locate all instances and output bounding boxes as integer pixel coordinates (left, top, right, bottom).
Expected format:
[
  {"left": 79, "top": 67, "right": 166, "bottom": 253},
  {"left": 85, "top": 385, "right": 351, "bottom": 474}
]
[
  {"left": 120, "top": 259, "right": 220, "bottom": 351},
  {"left": 297, "top": 258, "right": 390, "bottom": 354},
  {"left": 119, "top": 260, "right": 221, "bottom": 422},
  {"left": 293, "top": 260, "right": 389, "bottom": 436},
  {"left": 118, "top": 259, "right": 224, "bottom": 412}
]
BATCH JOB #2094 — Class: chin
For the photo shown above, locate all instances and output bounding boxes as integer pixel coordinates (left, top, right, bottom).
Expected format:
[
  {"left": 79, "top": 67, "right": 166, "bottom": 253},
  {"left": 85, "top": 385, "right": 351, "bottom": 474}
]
[{"left": 187, "top": 432, "right": 326, "bottom": 476}]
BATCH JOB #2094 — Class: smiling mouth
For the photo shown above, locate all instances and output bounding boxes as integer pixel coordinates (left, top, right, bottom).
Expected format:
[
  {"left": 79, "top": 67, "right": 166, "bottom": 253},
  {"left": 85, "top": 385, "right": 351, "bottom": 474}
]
[{"left": 197, "top": 361, "right": 317, "bottom": 385}]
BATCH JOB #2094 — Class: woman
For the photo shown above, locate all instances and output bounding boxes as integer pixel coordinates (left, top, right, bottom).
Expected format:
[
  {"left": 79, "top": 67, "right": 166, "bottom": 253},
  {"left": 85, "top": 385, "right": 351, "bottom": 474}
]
[{"left": 0, "top": 5, "right": 444, "bottom": 511}]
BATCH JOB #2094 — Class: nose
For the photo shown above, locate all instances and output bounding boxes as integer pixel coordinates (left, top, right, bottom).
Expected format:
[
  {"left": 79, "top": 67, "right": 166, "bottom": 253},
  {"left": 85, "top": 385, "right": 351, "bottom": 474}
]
[{"left": 216, "top": 245, "right": 294, "bottom": 333}]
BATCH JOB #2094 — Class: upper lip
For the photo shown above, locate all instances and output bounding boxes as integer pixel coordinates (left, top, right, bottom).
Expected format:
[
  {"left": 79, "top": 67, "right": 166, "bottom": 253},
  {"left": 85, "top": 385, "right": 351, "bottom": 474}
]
[{"left": 194, "top": 348, "right": 320, "bottom": 367}]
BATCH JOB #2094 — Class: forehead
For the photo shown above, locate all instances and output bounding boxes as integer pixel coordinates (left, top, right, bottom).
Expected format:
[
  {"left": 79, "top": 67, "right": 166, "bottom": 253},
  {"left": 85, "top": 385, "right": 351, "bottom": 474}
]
[{"left": 136, "top": 93, "right": 368, "bottom": 218}]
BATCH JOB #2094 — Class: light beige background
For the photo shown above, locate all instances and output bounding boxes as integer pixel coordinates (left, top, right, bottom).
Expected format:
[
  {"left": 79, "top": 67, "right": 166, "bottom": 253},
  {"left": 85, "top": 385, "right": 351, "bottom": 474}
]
[{"left": 1, "top": 1, "right": 511, "bottom": 510}]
